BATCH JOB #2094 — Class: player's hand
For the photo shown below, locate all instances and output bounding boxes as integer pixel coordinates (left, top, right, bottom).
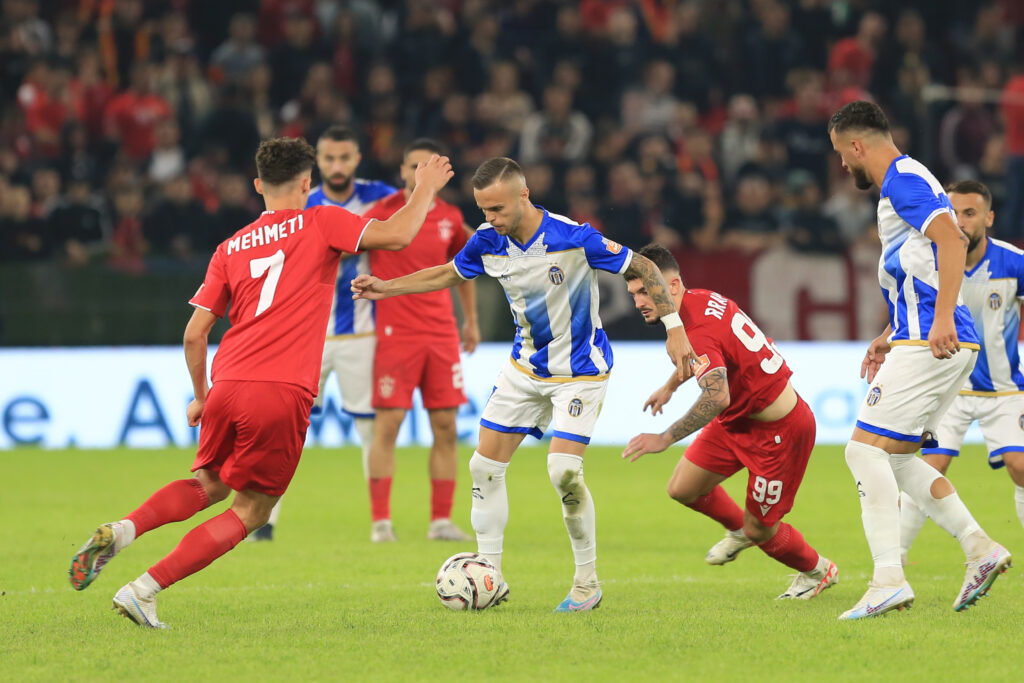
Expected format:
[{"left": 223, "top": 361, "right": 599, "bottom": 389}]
[
  {"left": 461, "top": 319, "right": 480, "bottom": 354},
  {"left": 860, "top": 333, "right": 892, "bottom": 383},
  {"left": 186, "top": 398, "right": 205, "bottom": 427},
  {"left": 622, "top": 433, "right": 672, "bottom": 462},
  {"left": 643, "top": 385, "right": 675, "bottom": 416},
  {"left": 414, "top": 154, "right": 454, "bottom": 194},
  {"left": 666, "top": 326, "right": 696, "bottom": 382},
  {"left": 351, "top": 274, "right": 389, "bottom": 300},
  {"left": 927, "top": 318, "right": 961, "bottom": 360}
]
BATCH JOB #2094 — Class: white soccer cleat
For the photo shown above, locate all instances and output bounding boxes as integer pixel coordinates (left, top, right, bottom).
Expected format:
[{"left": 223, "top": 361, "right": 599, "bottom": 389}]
[
  {"left": 953, "top": 544, "right": 1012, "bottom": 612},
  {"left": 112, "top": 583, "right": 166, "bottom": 629},
  {"left": 838, "top": 581, "right": 914, "bottom": 620},
  {"left": 554, "top": 580, "right": 602, "bottom": 612},
  {"left": 705, "top": 529, "right": 754, "bottom": 566},
  {"left": 426, "top": 518, "right": 472, "bottom": 541},
  {"left": 778, "top": 559, "right": 839, "bottom": 600},
  {"left": 370, "top": 519, "right": 397, "bottom": 543}
]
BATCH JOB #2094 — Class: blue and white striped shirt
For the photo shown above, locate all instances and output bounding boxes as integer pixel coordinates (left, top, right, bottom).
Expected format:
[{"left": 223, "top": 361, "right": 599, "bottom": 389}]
[{"left": 453, "top": 210, "right": 632, "bottom": 379}]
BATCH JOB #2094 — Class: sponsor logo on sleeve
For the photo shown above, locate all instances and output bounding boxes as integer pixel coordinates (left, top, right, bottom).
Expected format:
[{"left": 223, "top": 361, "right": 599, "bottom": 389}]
[
  {"left": 690, "top": 354, "right": 710, "bottom": 377},
  {"left": 602, "top": 237, "right": 622, "bottom": 254}
]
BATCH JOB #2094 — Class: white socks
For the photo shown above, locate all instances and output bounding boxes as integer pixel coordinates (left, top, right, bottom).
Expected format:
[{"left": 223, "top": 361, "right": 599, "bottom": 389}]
[
  {"left": 844, "top": 441, "right": 904, "bottom": 584},
  {"left": 133, "top": 571, "right": 163, "bottom": 600},
  {"left": 897, "top": 492, "right": 927, "bottom": 562},
  {"left": 1016, "top": 485, "right": 1024, "bottom": 530},
  {"left": 547, "top": 453, "right": 597, "bottom": 583},
  {"left": 267, "top": 499, "right": 282, "bottom": 526},
  {"left": 354, "top": 417, "right": 374, "bottom": 480},
  {"left": 115, "top": 519, "right": 137, "bottom": 552},
  {"left": 469, "top": 451, "right": 509, "bottom": 572}
]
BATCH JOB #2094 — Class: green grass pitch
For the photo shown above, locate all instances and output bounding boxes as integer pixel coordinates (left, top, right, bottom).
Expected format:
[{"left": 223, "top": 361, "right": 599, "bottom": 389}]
[{"left": 2, "top": 444, "right": 1021, "bottom": 681}]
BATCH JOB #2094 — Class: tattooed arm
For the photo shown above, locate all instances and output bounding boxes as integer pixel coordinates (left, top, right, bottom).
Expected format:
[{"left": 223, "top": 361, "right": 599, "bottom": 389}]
[
  {"left": 622, "top": 368, "right": 731, "bottom": 462},
  {"left": 623, "top": 253, "right": 696, "bottom": 379}
]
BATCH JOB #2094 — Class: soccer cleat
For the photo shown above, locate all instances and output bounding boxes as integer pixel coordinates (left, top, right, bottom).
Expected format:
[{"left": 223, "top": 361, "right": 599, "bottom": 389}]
[
  {"left": 370, "top": 519, "right": 397, "bottom": 543},
  {"left": 554, "top": 580, "right": 602, "bottom": 613},
  {"left": 112, "top": 583, "right": 166, "bottom": 629},
  {"left": 492, "top": 580, "right": 510, "bottom": 607},
  {"left": 426, "top": 518, "right": 472, "bottom": 541},
  {"left": 705, "top": 529, "right": 754, "bottom": 566},
  {"left": 953, "top": 544, "right": 1012, "bottom": 612},
  {"left": 778, "top": 559, "right": 839, "bottom": 600},
  {"left": 69, "top": 523, "right": 121, "bottom": 591},
  {"left": 246, "top": 523, "right": 274, "bottom": 542},
  {"left": 838, "top": 581, "right": 914, "bottom": 620}
]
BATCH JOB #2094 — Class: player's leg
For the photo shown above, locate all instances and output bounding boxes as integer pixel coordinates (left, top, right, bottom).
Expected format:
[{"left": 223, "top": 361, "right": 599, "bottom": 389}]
[
  {"left": 423, "top": 341, "right": 470, "bottom": 541},
  {"left": 1004, "top": 452, "right": 1024, "bottom": 530},
  {"left": 668, "top": 423, "right": 747, "bottom": 565},
  {"left": 426, "top": 408, "right": 470, "bottom": 540},
  {"left": 472, "top": 426, "right": 527, "bottom": 572},
  {"left": 974, "top": 393, "right": 1024, "bottom": 531},
  {"left": 366, "top": 407, "right": 406, "bottom": 542},
  {"left": 899, "top": 396, "right": 972, "bottom": 563},
  {"left": 69, "top": 384, "right": 236, "bottom": 590}
]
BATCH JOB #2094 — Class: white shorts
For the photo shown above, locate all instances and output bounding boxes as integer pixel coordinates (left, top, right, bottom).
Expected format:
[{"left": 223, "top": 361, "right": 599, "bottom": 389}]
[
  {"left": 856, "top": 345, "right": 977, "bottom": 448},
  {"left": 921, "top": 393, "right": 1024, "bottom": 469},
  {"left": 314, "top": 334, "right": 376, "bottom": 417},
  {"left": 479, "top": 360, "right": 608, "bottom": 444}
]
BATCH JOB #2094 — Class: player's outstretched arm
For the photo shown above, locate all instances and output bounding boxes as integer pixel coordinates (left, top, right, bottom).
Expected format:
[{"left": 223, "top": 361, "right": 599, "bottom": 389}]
[
  {"left": 183, "top": 307, "right": 218, "bottom": 426},
  {"left": 926, "top": 213, "right": 969, "bottom": 359},
  {"left": 643, "top": 371, "right": 685, "bottom": 415},
  {"left": 623, "top": 254, "right": 696, "bottom": 380},
  {"left": 861, "top": 324, "right": 892, "bottom": 383},
  {"left": 359, "top": 154, "right": 454, "bottom": 250},
  {"left": 623, "top": 368, "right": 730, "bottom": 462},
  {"left": 351, "top": 261, "right": 463, "bottom": 301}
]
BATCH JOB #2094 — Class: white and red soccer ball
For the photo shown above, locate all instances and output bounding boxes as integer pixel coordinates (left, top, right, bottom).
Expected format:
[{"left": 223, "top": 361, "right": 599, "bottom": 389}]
[{"left": 436, "top": 552, "right": 508, "bottom": 611}]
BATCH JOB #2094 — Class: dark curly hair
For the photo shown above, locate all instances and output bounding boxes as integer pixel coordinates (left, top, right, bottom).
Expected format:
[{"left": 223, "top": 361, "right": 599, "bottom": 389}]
[
  {"left": 827, "top": 100, "right": 890, "bottom": 135},
  {"left": 255, "top": 137, "right": 316, "bottom": 186}
]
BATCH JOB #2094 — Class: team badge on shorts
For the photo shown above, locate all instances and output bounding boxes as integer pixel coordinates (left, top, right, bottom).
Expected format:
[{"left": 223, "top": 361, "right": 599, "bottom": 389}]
[
  {"left": 990, "top": 292, "right": 1003, "bottom": 310},
  {"left": 866, "top": 386, "right": 882, "bottom": 407},
  {"left": 1018, "top": 413, "right": 1024, "bottom": 431},
  {"left": 568, "top": 398, "right": 583, "bottom": 417},
  {"left": 378, "top": 375, "right": 395, "bottom": 399},
  {"left": 548, "top": 265, "right": 564, "bottom": 285}
]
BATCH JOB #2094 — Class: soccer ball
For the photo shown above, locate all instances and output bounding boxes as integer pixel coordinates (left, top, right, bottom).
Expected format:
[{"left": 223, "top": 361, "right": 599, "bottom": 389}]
[{"left": 435, "top": 552, "right": 508, "bottom": 611}]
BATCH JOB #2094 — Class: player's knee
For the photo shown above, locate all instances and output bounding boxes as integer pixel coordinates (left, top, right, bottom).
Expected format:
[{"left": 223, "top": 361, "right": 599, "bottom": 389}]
[
  {"left": 1002, "top": 452, "right": 1024, "bottom": 485},
  {"left": 429, "top": 416, "right": 458, "bottom": 445},
  {"left": 929, "top": 475, "right": 955, "bottom": 499},
  {"left": 742, "top": 515, "right": 774, "bottom": 544},
  {"left": 469, "top": 451, "right": 504, "bottom": 486},
  {"left": 666, "top": 477, "right": 698, "bottom": 505},
  {"left": 547, "top": 453, "right": 584, "bottom": 493},
  {"left": 195, "top": 471, "right": 230, "bottom": 504}
]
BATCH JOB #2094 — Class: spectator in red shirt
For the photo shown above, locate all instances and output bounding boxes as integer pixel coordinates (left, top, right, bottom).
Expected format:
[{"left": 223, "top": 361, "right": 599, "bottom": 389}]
[
  {"left": 827, "top": 11, "right": 886, "bottom": 90},
  {"left": 1001, "top": 59, "right": 1024, "bottom": 238},
  {"left": 102, "top": 62, "right": 172, "bottom": 163}
]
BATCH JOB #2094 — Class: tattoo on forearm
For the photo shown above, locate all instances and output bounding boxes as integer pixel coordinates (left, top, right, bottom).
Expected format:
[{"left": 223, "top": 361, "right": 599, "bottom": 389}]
[
  {"left": 625, "top": 255, "right": 676, "bottom": 317},
  {"left": 666, "top": 368, "right": 728, "bottom": 442}
]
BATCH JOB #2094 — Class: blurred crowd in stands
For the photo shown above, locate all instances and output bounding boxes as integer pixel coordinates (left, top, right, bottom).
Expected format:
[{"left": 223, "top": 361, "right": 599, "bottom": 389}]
[{"left": 2, "top": 0, "right": 1024, "bottom": 272}]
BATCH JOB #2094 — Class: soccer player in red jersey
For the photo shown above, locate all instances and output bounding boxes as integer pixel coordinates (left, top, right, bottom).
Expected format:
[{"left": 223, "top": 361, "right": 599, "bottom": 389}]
[
  {"left": 622, "top": 245, "right": 838, "bottom": 601},
  {"left": 68, "top": 138, "right": 454, "bottom": 628},
  {"left": 361, "top": 139, "right": 480, "bottom": 543}
]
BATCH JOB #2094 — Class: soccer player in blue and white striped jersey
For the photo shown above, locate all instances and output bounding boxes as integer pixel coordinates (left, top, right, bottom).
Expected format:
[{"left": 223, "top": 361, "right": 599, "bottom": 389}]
[
  {"left": 829, "top": 101, "right": 1010, "bottom": 620},
  {"left": 901, "top": 180, "right": 1024, "bottom": 555},
  {"left": 352, "top": 157, "right": 695, "bottom": 611}
]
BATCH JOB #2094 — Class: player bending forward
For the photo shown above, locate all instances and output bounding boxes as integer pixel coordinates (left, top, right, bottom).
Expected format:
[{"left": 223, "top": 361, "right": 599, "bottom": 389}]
[
  {"left": 829, "top": 101, "right": 1010, "bottom": 620},
  {"left": 901, "top": 180, "right": 1024, "bottom": 556},
  {"left": 623, "top": 245, "right": 838, "bottom": 601},
  {"left": 68, "top": 138, "right": 453, "bottom": 628},
  {"left": 353, "top": 157, "right": 695, "bottom": 611}
]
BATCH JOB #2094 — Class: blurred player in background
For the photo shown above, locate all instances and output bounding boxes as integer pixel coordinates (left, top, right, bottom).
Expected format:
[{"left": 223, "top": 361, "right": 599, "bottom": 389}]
[
  {"left": 353, "top": 157, "right": 695, "bottom": 612},
  {"left": 623, "top": 245, "right": 838, "bottom": 601},
  {"left": 901, "top": 180, "right": 1024, "bottom": 556},
  {"left": 253, "top": 125, "right": 396, "bottom": 541},
  {"left": 829, "top": 101, "right": 1010, "bottom": 620},
  {"left": 361, "top": 138, "right": 480, "bottom": 543},
  {"left": 68, "top": 138, "right": 453, "bottom": 628}
]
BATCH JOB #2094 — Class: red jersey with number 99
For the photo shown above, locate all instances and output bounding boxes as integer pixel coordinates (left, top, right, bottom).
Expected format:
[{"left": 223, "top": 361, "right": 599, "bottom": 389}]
[
  {"left": 189, "top": 205, "right": 369, "bottom": 393},
  {"left": 680, "top": 288, "right": 793, "bottom": 426}
]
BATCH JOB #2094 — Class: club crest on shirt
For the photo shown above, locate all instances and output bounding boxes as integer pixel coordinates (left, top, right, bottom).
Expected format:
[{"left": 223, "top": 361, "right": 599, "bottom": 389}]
[
  {"left": 548, "top": 265, "right": 565, "bottom": 285},
  {"left": 989, "top": 292, "right": 1003, "bottom": 310},
  {"left": 378, "top": 375, "right": 395, "bottom": 399},
  {"left": 568, "top": 397, "right": 583, "bottom": 417},
  {"left": 438, "top": 218, "right": 453, "bottom": 242},
  {"left": 602, "top": 237, "right": 622, "bottom": 254},
  {"left": 866, "top": 386, "right": 882, "bottom": 407}
]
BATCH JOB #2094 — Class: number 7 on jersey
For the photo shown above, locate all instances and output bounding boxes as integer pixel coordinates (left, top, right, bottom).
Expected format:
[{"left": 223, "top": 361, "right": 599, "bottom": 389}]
[{"left": 249, "top": 249, "right": 285, "bottom": 317}]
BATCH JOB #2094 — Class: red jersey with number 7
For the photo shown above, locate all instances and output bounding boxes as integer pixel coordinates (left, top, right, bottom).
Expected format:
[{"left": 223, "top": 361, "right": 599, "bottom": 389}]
[
  {"left": 189, "top": 205, "right": 370, "bottom": 393},
  {"left": 680, "top": 288, "right": 793, "bottom": 426}
]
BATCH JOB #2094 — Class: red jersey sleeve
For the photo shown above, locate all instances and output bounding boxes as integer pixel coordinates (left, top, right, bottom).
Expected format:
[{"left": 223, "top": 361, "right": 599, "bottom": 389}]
[
  {"left": 688, "top": 325, "right": 727, "bottom": 380},
  {"left": 309, "top": 205, "right": 371, "bottom": 253},
  {"left": 189, "top": 247, "right": 231, "bottom": 317}
]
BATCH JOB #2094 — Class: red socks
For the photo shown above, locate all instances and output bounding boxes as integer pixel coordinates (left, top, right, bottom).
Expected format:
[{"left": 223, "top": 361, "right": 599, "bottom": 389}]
[
  {"left": 758, "top": 522, "right": 819, "bottom": 573},
  {"left": 685, "top": 486, "right": 744, "bottom": 531},
  {"left": 369, "top": 477, "right": 392, "bottom": 521},
  {"left": 148, "top": 509, "right": 247, "bottom": 589},
  {"left": 431, "top": 479, "right": 456, "bottom": 521},
  {"left": 126, "top": 479, "right": 210, "bottom": 538}
]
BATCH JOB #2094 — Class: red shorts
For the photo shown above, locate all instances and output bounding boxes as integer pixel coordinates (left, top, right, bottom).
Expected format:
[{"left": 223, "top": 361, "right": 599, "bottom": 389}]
[
  {"left": 684, "top": 398, "right": 816, "bottom": 526},
  {"left": 192, "top": 380, "right": 314, "bottom": 496},
  {"left": 373, "top": 334, "right": 467, "bottom": 410}
]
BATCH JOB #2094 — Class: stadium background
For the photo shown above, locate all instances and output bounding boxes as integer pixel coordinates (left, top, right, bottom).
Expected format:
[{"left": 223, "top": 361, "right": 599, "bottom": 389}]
[{"left": 2, "top": 0, "right": 1023, "bottom": 446}]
